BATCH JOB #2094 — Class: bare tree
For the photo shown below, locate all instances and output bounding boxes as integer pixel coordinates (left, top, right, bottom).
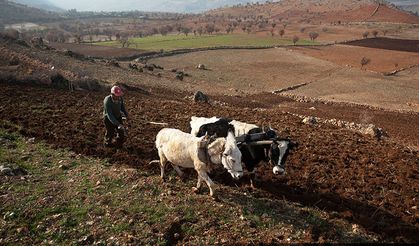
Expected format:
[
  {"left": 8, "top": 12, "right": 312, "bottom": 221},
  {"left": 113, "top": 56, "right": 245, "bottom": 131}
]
[
  {"left": 279, "top": 29, "right": 285, "bottom": 37},
  {"left": 269, "top": 28, "right": 275, "bottom": 37},
  {"left": 159, "top": 26, "right": 169, "bottom": 36},
  {"left": 360, "top": 57, "right": 370, "bottom": 69},
  {"left": 73, "top": 33, "right": 82, "bottom": 43},
  {"left": 362, "top": 31, "right": 369, "bottom": 39},
  {"left": 372, "top": 30, "right": 378, "bottom": 38},
  {"left": 382, "top": 30, "right": 388, "bottom": 36},
  {"left": 300, "top": 27, "right": 306, "bottom": 33},
  {"left": 197, "top": 26, "right": 203, "bottom": 36},
  {"left": 181, "top": 27, "right": 191, "bottom": 36},
  {"left": 309, "top": 31, "right": 319, "bottom": 41},
  {"left": 205, "top": 24, "right": 215, "bottom": 34},
  {"left": 292, "top": 35, "right": 299, "bottom": 45}
]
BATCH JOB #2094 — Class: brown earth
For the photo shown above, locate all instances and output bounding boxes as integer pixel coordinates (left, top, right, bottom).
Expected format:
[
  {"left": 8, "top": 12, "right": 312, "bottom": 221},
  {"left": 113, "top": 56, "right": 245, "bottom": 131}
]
[
  {"left": 48, "top": 42, "right": 147, "bottom": 59},
  {"left": 1, "top": 36, "right": 418, "bottom": 243},
  {"left": 289, "top": 42, "right": 419, "bottom": 73},
  {"left": 0, "top": 83, "right": 418, "bottom": 243},
  {"left": 345, "top": 37, "right": 419, "bottom": 53}
]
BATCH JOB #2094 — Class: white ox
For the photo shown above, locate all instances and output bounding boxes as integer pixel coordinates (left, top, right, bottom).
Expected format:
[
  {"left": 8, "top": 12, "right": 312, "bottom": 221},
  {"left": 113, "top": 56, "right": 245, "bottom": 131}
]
[
  {"left": 190, "top": 116, "right": 291, "bottom": 177},
  {"left": 151, "top": 128, "right": 242, "bottom": 197}
]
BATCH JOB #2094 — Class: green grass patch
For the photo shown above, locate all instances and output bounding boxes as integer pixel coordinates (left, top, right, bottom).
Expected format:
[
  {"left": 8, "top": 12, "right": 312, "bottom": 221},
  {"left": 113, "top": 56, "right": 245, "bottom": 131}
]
[{"left": 95, "top": 34, "right": 318, "bottom": 51}]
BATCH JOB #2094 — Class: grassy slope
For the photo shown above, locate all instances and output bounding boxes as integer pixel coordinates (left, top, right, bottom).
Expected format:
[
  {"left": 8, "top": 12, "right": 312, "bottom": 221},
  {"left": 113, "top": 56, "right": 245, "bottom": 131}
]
[
  {"left": 95, "top": 34, "right": 318, "bottom": 51},
  {"left": 0, "top": 128, "right": 378, "bottom": 244}
]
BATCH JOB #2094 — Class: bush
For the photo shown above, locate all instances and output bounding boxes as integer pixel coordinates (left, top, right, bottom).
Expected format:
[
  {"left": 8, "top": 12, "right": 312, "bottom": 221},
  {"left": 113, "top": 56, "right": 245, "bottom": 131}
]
[{"left": 360, "top": 57, "right": 370, "bottom": 68}]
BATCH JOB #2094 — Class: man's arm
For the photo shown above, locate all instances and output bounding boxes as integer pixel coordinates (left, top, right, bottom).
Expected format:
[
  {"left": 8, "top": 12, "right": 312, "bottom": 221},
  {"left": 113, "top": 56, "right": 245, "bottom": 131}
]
[{"left": 121, "top": 98, "right": 128, "bottom": 118}]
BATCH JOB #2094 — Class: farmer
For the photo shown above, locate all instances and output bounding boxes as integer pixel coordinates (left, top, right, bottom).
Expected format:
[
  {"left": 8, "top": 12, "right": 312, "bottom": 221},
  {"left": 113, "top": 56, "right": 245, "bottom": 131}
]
[{"left": 103, "top": 85, "right": 129, "bottom": 148}]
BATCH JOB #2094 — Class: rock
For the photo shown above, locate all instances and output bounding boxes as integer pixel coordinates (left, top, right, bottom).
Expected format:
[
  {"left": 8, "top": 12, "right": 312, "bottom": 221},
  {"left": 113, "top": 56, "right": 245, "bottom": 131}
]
[
  {"left": 302, "top": 116, "right": 317, "bottom": 125},
  {"left": 194, "top": 91, "right": 209, "bottom": 103},
  {"left": 196, "top": 64, "right": 206, "bottom": 70},
  {"left": 105, "top": 59, "right": 119, "bottom": 67},
  {"left": 175, "top": 72, "right": 184, "bottom": 81}
]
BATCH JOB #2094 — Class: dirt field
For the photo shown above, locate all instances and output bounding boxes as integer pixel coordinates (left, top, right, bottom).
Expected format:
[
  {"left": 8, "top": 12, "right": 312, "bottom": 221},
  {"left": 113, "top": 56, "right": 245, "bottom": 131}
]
[
  {"left": 0, "top": 83, "right": 418, "bottom": 243},
  {"left": 49, "top": 42, "right": 147, "bottom": 58},
  {"left": 289, "top": 44, "right": 419, "bottom": 73},
  {"left": 345, "top": 38, "right": 419, "bottom": 53},
  {"left": 150, "top": 47, "right": 419, "bottom": 112},
  {"left": 1, "top": 35, "right": 418, "bottom": 243}
]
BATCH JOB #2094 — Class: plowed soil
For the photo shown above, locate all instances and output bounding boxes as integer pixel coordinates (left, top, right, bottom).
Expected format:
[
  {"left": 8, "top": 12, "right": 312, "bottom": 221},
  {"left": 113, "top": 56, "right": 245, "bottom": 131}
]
[{"left": 1, "top": 83, "right": 418, "bottom": 242}]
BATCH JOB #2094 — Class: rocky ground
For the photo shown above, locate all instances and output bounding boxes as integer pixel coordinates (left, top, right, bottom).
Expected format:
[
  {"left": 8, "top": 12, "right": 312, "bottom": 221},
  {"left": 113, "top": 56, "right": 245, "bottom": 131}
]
[{"left": 0, "top": 35, "right": 418, "bottom": 243}]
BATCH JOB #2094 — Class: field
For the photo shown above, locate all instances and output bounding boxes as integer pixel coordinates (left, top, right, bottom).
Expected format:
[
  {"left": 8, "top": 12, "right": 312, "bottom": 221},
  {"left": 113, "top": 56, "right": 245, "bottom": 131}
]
[
  {"left": 0, "top": 32, "right": 419, "bottom": 244},
  {"left": 149, "top": 44, "right": 419, "bottom": 112},
  {"left": 95, "top": 34, "right": 318, "bottom": 51},
  {"left": 1, "top": 0, "right": 419, "bottom": 244}
]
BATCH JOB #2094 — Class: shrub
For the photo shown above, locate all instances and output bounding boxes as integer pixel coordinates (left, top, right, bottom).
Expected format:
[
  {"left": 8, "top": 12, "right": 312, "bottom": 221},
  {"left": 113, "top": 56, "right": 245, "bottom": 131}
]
[
  {"left": 309, "top": 32, "right": 319, "bottom": 41},
  {"left": 362, "top": 31, "right": 369, "bottom": 39},
  {"left": 360, "top": 57, "right": 370, "bottom": 69},
  {"left": 292, "top": 35, "right": 299, "bottom": 45}
]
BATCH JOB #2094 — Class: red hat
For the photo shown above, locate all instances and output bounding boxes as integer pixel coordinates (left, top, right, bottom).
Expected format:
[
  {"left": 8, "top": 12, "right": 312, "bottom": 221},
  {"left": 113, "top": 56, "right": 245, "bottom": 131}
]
[{"left": 111, "top": 86, "right": 123, "bottom": 96}]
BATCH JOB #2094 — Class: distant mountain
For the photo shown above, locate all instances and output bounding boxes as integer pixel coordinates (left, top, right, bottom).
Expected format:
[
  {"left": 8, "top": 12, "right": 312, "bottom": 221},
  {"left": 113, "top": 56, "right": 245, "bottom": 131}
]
[
  {"left": 10, "top": 0, "right": 63, "bottom": 12},
  {"left": 152, "top": 0, "right": 259, "bottom": 13},
  {"left": 388, "top": 0, "right": 419, "bottom": 14},
  {"left": 49, "top": 0, "right": 263, "bottom": 13},
  {"left": 0, "top": 0, "right": 62, "bottom": 24}
]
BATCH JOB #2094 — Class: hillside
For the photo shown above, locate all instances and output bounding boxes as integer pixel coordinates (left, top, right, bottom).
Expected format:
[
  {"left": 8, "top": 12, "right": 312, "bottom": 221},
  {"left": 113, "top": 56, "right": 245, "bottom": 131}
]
[
  {"left": 0, "top": 0, "right": 62, "bottom": 24},
  {"left": 207, "top": 0, "right": 419, "bottom": 24},
  {"left": 10, "top": 0, "right": 63, "bottom": 12}
]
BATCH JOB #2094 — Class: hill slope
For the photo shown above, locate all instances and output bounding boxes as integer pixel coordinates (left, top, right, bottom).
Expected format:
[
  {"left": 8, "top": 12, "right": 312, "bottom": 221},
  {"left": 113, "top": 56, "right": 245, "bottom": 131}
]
[
  {"left": 10, "top": 0, "right": 63, "bottom": 12},
  {"left": 0, "top": 0, "right": 62, "bottom": 24},
  {"left": 207, "top": 0, "right": 419, "bottom": 24}
]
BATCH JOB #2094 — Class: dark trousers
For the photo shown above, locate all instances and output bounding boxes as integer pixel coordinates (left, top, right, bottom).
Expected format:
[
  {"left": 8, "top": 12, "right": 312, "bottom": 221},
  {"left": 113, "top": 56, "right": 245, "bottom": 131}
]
[{"left": 104, "top": 117, "right": 125, "bottom": 147}]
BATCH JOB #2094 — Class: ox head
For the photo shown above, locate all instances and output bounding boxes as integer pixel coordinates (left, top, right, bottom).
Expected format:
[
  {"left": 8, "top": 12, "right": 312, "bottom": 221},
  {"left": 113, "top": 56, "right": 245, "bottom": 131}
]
[
  {"left": 208, "top": 131, "right": 243, "bottom": 180},
  {"left": 268, "top": 139, "right": 297, "bottom": 175}
]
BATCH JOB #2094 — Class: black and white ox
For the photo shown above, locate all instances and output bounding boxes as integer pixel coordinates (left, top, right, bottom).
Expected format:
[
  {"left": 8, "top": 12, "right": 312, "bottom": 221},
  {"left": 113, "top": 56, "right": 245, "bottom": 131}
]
[
  {"left": 190, "top": 116, "right": 293, "bottom": 187},
  {"left": 150, "top": 128, "right": 243, "bottom": 197}
]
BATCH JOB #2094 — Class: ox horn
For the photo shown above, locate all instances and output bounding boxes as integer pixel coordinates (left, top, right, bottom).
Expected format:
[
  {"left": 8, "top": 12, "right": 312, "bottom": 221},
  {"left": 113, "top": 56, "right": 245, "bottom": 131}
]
[{"left": 242, "top": 140, "right": 274, "bottom": 146}]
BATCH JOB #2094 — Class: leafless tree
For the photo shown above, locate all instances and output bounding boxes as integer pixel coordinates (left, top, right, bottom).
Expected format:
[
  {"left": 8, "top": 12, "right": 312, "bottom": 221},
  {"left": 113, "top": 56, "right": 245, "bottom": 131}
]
[
  {"left": 309, "top": 31, "right": 319, "bottom": 41},
  {"left": 205, "top": 24, "right": 215, "bottom": 34},
  {"left": 372, "top": 30, "right": 378, "bottom": 38},
  {"left": 197, "top": 26, "right": 203, "bottom": 36},
  {"left": 292, "top": 35, "right": 299, "bottom": 45},
  {"left": 362, "top": 31, "right": 369, "bottom": 39},
  {"left": 159, "top": 26, "right": 169, "bottom": 36},
  {"left": 382, "top": 30, "right": 388, "bottom": 36},
  {"left": 361, "top": 57, "right": 370, "bottom": 69},
  {"left": 279, "top": 29, "right": 285, "bottom": 37},
  {"left": 182, "top": 27, "right": 191, "bottom": 36}
]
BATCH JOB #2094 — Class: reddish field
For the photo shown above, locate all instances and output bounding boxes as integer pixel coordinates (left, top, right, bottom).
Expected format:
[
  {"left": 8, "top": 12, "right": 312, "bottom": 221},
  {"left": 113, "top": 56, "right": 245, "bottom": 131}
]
[
  {"left": 49, "top": 42, "right": 147, "bottom": 59},
  {"left": 289, "top": 43, "right": 419, "bottom": 73},
  {"left": 345, "top": 38, "right": 419, "bottom": 53},
  {"left": 1, "top": 84, "right": 418, "bottom": 242}
]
